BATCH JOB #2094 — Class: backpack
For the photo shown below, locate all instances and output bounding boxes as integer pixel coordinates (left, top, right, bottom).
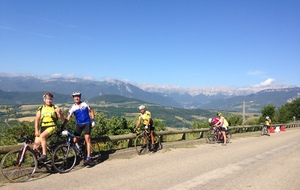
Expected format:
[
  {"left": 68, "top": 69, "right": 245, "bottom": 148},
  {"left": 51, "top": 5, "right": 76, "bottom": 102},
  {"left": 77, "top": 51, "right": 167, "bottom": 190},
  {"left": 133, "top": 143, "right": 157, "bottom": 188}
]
[{"left": 224, "top": 119, "right": 229, "bottom": 127}]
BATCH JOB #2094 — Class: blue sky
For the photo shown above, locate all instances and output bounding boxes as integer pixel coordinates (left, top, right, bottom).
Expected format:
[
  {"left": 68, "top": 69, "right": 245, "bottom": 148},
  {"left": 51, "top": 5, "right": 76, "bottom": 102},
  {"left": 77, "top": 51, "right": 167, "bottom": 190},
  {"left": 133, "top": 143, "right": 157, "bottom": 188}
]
[{"left": 0, "top": 0, "right": 299, "bottom": 88}]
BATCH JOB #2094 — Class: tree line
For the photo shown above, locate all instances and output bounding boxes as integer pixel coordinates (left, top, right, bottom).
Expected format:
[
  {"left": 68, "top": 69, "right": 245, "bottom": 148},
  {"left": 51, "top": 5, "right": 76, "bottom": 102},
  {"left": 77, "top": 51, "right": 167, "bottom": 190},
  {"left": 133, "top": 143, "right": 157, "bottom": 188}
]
[{"left": 1, "top": 97, "right": 299, "bottom": 147}]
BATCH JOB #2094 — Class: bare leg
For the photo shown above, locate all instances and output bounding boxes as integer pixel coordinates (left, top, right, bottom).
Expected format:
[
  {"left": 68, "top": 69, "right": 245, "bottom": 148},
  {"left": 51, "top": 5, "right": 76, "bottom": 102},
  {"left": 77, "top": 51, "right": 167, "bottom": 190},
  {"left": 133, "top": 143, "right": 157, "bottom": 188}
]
[{"left": 85, "top": 134, "right": 91, "bottom": 157}]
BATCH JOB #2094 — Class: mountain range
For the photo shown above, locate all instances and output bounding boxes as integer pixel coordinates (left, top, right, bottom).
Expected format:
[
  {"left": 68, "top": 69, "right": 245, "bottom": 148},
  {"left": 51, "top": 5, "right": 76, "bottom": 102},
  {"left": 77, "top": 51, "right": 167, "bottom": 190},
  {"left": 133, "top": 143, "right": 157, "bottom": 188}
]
[{"left": 0, "top": 74, "right": 299, "bottom": 112}]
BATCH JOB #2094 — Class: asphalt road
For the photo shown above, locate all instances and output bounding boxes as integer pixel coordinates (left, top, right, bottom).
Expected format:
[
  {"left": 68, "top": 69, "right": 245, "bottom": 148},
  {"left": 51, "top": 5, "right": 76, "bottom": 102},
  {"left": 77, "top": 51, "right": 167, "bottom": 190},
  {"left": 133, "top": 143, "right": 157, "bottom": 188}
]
[{"left": 1, "top": 128, "right": 300, "bottom": 190}]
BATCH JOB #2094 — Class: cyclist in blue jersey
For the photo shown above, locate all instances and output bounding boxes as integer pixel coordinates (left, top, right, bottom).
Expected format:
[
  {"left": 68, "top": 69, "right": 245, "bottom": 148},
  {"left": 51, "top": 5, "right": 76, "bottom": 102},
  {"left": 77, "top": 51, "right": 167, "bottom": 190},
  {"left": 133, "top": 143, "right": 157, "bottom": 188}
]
[{"left": 61, "top": 92, "right": 95, "bottom": 166}]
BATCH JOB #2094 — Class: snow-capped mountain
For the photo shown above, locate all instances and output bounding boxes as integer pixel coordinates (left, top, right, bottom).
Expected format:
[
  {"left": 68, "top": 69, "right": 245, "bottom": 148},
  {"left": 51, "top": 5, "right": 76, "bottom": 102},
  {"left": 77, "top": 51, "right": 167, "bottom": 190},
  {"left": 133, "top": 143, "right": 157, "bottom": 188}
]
[{"left": 0, "top": 73, "right": 299, "bottom": 111}]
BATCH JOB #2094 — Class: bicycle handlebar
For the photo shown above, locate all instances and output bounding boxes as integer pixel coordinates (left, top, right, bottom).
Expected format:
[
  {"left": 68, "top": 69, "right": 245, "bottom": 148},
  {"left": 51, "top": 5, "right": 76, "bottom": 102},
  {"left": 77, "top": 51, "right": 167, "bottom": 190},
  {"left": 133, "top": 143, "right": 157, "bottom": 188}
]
[{"left": 61, "top": 130, "right": 84, "bottom": 140}]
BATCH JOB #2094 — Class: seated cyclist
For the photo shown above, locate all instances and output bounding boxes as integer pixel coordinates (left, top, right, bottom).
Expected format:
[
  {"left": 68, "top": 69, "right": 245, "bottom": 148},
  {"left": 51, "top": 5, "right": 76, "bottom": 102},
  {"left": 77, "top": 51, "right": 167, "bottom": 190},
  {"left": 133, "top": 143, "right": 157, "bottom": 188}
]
[
  {"left": 134, "top": 105, "right": 155, "bottom": 151},
  {"left": 33, "top": 92, "right": 64, "bottom": 161},
  {"left": 215, "top": 112, "right": 227, "bottom": 146}
]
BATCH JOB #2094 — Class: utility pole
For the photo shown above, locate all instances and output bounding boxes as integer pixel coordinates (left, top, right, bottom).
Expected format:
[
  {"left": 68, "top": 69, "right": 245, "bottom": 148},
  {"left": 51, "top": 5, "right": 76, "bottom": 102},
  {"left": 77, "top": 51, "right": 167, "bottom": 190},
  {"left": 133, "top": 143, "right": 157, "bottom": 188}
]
[{"left": 242, "top": 101, "right": 245, "bottom": 125}]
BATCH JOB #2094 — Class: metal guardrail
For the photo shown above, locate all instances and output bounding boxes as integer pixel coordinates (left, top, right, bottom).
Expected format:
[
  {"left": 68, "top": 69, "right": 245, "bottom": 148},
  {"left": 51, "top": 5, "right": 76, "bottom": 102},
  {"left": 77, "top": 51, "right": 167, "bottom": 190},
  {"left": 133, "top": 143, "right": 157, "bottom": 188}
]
[{"left": 1, "top": 123, "right": 299, "bottom": 154}]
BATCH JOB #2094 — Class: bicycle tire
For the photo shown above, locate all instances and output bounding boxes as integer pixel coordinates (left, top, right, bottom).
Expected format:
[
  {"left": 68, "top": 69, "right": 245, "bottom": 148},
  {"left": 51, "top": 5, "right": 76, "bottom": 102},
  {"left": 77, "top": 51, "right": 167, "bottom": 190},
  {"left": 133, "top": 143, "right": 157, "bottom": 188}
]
[
  {"left": 52, "top": 144, "right": 77, "bottom": 173},
  {"left": 90, "top": 140, "right": 101, "bottom": 163},
  {"left": 225, "top": 130, "right": 232, "bottom": 143},
  {"left": 153, "top": 132, "right": 162, "bottom": 151},
  {"left": 135, "top": 134, "right": 149, "bottom": 155},
  {"left": 41, "top": 146, "right": 56, "bottom": 173},
  {"left": 261, "top": 126, "right": 268, "bottom": 135},
  {"left": 1, "top": 149, "right": 37, "bottom": 183},
  {"left": 206, "top": 129, "right": 217, "bottom": 144}
]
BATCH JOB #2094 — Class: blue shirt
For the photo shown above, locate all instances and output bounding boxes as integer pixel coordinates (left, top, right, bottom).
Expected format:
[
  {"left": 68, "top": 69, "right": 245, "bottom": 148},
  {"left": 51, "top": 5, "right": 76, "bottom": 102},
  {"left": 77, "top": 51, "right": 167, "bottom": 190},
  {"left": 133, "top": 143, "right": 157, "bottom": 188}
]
[{"left": 68, "top": 102, "right": 91, "bottom": 124}]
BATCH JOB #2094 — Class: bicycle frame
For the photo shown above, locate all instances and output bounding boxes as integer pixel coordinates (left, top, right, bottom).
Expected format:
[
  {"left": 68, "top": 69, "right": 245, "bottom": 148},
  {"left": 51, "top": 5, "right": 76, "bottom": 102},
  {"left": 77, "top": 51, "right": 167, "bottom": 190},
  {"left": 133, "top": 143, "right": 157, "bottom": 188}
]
[
  {"left": 17, "top": 143, "right": 31, "bottom": 167},
  {"left": 51, "top": 130, "right": 100, "bottom": 173},
  {"left": 206, "top": 126, "right": 231, "bottom": 144},
  {"left": 134, "top": 128, "right": 162, "bottom": 155}
]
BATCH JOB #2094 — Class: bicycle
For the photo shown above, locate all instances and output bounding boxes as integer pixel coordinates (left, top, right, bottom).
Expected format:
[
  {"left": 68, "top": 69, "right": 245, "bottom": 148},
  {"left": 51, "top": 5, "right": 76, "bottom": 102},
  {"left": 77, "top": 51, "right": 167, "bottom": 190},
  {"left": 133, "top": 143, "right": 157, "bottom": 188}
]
[
  {"left": 51, "top": 130, "right": 101, "bottom": 173},
  {"left": 261, "top": 124, "right": 270, "bottom": 136},
  {"left": 134, "top": 127, "right": 162, "bottom": 155},
  {"left": 206, "top": 126, "right": 232, "bottom": 144},
  {"left": 0, "top": 132, "right": 57, "bottom": 183}
]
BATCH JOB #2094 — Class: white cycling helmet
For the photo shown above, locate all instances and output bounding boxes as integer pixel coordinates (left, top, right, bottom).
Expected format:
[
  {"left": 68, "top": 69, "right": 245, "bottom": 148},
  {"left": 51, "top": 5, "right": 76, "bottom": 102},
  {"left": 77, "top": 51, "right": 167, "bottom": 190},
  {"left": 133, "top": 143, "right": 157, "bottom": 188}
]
[
  {"left": 266, "top": 116, "right": 269, "bottom": 119},
  {"left": 72, "top": 91, "right": 81, "bottom": 97},
  {"left": 139, "top": 105, "right": 146, "bottom": 110},
  {"left": 208, "top": 118, "right": 212, "bottom": 123}
]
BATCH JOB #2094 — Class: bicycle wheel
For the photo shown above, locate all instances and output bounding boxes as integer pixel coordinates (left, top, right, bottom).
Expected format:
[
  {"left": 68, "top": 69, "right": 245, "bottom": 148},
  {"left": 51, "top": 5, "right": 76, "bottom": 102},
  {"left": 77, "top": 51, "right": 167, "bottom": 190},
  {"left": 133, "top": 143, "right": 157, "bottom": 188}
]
[
  {"left": 206, "top": 129, "right": 217, "bottom": 144},
  {"left": 52, "top": 144, "right": 77, "bottom": 173},
  {"left": 1, "top": 149, "right": 37, "bottom": 183},
  {"left": 89, "top": 140, "right": 101, "bottom": 163},
  {"left": 261, "top": 126, "right": 268, "bottom": 135},
  {"left": 40, "top": 146, "right": 56, "bottom": 173},
  {"left": 135, "top": 134, "right": 149, "bottom": 155},
  {"left": 153, "top": 132, "right": 162, "bottom": 151},
  {"left": 225, "top": 130, "right": 232, "bottom": 143}
]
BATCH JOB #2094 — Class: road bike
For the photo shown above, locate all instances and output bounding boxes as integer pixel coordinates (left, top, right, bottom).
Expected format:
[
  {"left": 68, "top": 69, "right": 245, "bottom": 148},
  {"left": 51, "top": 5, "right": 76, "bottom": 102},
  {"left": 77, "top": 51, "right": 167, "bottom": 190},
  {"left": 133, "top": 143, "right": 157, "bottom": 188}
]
[
  {"left": 206, "top": 126, "right": 232, "bottom": 144},
  {"left": 261, "top": 124, "right": 270, "bottom": 136},
  {"left": 51, "top": 130, "right": 101, "bottom": 173},
  {"left": 134, "top": 128, "right": 162, "bottom": 155},
  {"left": 0, "top": 133, "right": 57, "bottom": 183}
]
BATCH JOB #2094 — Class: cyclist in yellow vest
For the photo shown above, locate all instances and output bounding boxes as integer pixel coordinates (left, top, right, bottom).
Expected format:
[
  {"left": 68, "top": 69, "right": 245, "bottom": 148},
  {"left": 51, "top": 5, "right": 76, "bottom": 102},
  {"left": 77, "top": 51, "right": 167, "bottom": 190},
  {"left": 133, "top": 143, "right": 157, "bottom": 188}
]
[
  {"left": 135, "top": 105, "right": 155, "bottom": 151},
  {"left": 265, "top": 116, "right": 272, "bottom": 135},
  {"left": 215, "top": 112, "right": 228, "bottom": 146},
  {"left": 33, "top": 92, "right": 64, "bottom": 161}
]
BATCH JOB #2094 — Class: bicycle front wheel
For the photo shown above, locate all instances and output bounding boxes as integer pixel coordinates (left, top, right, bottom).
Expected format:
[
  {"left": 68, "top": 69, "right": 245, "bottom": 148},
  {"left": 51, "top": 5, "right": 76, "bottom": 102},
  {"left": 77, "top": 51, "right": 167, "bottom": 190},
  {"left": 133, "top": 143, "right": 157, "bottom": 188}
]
[
  {"left": 135, "top": 134, "right": 149, "bottom": 155},
  {"left": 52, "top": 144, "right": 77, "bottom": 173},
  {"left": 206, "top": 129, "right": 217, "bottom": 144},
  {"left": 1, "top": 149, "right": 37, "bottom": 183}
]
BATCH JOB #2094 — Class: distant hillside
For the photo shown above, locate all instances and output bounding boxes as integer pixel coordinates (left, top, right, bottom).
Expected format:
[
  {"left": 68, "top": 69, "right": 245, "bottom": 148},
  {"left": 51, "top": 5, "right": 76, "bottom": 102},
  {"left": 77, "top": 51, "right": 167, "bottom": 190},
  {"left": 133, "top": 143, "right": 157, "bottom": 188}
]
[
  {"left": 198, "top": 88, "right": 300, "bottom": 112},
  {"left": 0, "top": 74, "right": 299, "bottom": 112},
  {"left": 0, "top": 90, "right": 71, "bottom": 105}
]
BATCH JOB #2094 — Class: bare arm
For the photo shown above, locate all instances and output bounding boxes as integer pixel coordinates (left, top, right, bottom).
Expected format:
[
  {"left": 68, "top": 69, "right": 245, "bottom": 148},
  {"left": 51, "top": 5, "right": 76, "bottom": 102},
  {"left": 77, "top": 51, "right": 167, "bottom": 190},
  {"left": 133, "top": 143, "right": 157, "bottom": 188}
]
[
  {"left": 90, "top": 108, "right": 95, "bottom": 119},
  {"left": 34, "top": 111, "right": 41, "bottom": 136},
  {"left": 55, "top": 107, "right": 64, "bottom": 120}
]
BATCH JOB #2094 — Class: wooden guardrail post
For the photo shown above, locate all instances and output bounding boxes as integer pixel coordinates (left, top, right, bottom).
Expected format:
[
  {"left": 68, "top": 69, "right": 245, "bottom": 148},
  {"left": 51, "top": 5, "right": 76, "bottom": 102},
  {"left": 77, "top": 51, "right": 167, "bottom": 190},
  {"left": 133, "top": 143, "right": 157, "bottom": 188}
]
[{"left": 181, "top": 133, "right": 186, "bottom": 140}]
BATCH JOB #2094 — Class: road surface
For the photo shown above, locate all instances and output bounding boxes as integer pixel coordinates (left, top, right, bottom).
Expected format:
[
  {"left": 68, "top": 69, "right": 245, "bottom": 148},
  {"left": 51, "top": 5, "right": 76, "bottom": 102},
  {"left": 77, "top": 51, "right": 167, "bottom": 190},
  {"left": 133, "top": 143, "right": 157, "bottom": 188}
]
[{"left": 1, "top": 128, "right": 300, "bottom": 190}]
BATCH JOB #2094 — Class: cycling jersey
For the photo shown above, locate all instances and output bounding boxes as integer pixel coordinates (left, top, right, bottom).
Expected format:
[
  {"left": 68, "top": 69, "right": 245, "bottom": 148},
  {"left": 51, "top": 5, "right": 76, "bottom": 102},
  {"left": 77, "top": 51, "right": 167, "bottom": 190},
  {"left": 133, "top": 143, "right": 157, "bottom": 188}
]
[
  {"left": 67, "top": 102, "right": 91, "bottom": 125},
  {"left": 37, "top": 105, "right": 58, "bottom": 127},
  {"left": 139, "top": 110, "right": 152, "bottom": 126},
  {"left": 265, "top": 119, "right": 271, "bottom": 126}
]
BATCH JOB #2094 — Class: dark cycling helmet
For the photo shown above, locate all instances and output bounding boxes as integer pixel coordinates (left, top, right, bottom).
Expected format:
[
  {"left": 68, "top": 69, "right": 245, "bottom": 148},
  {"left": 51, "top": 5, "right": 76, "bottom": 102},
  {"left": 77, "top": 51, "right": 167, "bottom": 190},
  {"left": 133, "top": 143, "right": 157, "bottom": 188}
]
[
  {"left": 43, "top": 92, "right": 54, "bottom": 99},
  {"left": 72, "top": 91, "right": 81, "bottom": 97}
]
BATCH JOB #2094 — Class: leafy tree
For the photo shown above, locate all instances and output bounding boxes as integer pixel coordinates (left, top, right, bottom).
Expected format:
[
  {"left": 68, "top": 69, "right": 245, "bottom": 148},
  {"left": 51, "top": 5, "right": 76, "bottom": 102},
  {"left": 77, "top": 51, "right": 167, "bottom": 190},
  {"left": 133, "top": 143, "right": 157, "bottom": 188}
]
[
  {"left": 260, "top": 104, "right": 276, "bottom": 123},
  {"left": 190, "top": 121, "right": 210, "bottom": 129},
  {"left": 277, "top": 98, "right": 300, "bottom": 123},
  {"left": 0, "top": 121, "right": 34, "bottom": 146},
  {"left": 227, "top": 114, "right": 243, "bottom": 126}
]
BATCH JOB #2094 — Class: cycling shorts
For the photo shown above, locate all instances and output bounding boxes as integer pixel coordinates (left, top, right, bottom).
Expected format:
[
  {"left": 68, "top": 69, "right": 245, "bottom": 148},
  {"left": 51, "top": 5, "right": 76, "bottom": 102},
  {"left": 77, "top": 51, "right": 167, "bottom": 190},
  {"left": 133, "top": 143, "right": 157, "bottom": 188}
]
[
  {"left": 35, "top": 125, "right": 57, "bottom": 141},
  {"left": 144, "top": 124, "right": 155, "bottom": 131},
  {"left": 74, "top": 123, "right": 91, "bottom": 136},
  {"left": 220, "top": 126, "right": 227, "bottom": 131}
]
